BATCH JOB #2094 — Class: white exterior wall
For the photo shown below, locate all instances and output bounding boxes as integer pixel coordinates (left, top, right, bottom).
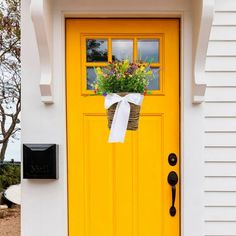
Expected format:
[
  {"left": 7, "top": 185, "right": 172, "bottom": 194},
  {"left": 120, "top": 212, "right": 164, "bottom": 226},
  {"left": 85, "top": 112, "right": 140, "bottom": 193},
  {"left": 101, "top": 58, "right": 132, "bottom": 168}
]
[
  {"left": 204, "top": 0, "right": 236, "bottom": 235},
  {"left": 21, "top": 1, "right": 68, "bottom": 235},
  {"left": 21, "top": 0, "right": 212, "bottom": 236}
]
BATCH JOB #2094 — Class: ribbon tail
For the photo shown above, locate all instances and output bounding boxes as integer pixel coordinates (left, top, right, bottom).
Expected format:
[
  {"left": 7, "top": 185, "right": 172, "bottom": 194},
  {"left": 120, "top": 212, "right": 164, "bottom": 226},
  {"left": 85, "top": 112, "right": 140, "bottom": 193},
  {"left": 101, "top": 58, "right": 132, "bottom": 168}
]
[{"left": 108, "top": 100, "right": 130, "bottom": 143}]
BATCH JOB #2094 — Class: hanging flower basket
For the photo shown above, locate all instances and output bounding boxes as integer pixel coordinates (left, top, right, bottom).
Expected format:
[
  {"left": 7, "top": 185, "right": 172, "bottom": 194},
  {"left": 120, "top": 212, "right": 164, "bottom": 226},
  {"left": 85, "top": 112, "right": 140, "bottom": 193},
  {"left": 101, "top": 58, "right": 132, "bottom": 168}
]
[
  {"left": 93, "top": 60, "right": 153, "bottom": 142},
  {"left": 107, "top": 93, "right": 141, "bottom": 131}
]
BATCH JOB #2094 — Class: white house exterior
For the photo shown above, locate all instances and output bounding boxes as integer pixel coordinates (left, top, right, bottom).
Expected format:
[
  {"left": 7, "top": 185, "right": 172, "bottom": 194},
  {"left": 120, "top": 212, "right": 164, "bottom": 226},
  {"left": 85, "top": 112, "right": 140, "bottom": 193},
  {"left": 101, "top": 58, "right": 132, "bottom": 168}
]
[{"left": 21, "top": 0, "right": 236, "bottom": 236}]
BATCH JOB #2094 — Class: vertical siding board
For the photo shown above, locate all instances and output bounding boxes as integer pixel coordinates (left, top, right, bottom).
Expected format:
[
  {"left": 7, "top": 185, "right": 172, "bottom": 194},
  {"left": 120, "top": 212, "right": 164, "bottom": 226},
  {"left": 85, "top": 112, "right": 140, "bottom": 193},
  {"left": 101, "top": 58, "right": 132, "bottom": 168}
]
[{"left": 204, "top": 2, "right": 236, "bottom": 235}]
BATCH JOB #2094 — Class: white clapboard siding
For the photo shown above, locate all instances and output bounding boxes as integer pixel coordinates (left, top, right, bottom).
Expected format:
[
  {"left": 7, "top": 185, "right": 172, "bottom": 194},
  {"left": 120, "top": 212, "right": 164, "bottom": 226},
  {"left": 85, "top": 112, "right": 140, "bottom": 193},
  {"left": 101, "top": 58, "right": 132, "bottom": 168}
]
[
  {"left": 205, "top": 133, "right": 236, "bottom": 147},
  {"left": 205, "top": 117, "right": 236, "bottom": 131},
  {"left": 205, "top": 222, "right": 236, "bottom": 235},
  {"left": 210, "top": 26, "right": 236, "bottom": 40},
  {"left": 207, "top": 41, "right": 236, "bottom": 56},
  {"left": 205, "top": 177, "right": 236, "bottom": 191},
  {"left": 205, "top": 191, "right": 236, "bottom": 205},
  {"left": 206, "top": 57, "right": 236, "bottom": 71},
  {"left": 205, "top": 103, "right": 236, "bottom": 117},
  {"left": 205, "top": 162, "right": 236, "bottom": 176},
  {"left": 205, "top": 87, "right": 236, "bottom": 102},
  {"left": 213, "top": 12, "right": 236, "bottom": 25},
  {"left": 215, "top": 0, "right": 236, "bottom": 11},
  {"left": 202, "top": 1, "right": 236, "bottom": 235},
  {"left": 206, "top": 72, "right": 236, "bottom": 86},
  {"left": 205, "top": 207, "right": 236, "bottom": 221},
  {"left": 205, "top": 147, "right": 236, "bottom": 162}
]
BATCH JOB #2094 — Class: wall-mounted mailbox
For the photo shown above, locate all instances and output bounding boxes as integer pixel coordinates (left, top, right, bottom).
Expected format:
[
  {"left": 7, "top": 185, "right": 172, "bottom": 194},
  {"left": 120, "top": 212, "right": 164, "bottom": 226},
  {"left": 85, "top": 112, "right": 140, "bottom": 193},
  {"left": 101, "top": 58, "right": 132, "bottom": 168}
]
[{"left": 23, "top": 144, "right": 58, "bottom": 179}]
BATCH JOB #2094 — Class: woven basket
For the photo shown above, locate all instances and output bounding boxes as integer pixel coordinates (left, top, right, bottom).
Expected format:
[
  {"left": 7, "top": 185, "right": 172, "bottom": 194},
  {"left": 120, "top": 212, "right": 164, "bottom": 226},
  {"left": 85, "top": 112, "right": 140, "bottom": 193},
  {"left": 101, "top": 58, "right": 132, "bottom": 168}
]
[{"left": 107, "top": 93, "right": 141, "bottom": 131}]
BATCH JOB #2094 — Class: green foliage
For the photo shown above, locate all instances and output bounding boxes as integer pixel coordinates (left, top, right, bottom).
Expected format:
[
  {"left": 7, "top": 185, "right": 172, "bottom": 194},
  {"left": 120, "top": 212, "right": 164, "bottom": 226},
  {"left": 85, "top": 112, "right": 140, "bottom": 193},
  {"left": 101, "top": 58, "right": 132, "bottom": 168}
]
[
  {"left": 94, "top": 60, "right": 153, "bottom": 93},
  {"left": 0, "top": 0, "right": 21, "bottom": 63},
  {"left": 0, "top": 164, "right": 20, "bottom": 192}
]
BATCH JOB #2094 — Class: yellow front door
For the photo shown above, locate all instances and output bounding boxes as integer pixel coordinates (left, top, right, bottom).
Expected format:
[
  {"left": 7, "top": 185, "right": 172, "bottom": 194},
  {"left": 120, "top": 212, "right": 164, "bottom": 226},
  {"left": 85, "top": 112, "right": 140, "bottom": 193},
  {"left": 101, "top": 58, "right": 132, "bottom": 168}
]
[{"left": 66, "top": 19, "right": 179, "bottom": 236}]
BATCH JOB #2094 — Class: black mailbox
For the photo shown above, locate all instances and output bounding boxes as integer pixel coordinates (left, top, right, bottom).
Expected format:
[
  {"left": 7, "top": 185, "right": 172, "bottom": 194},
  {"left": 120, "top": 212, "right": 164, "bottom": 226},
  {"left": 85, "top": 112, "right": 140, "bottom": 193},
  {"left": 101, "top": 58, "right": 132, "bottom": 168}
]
[{"left": 23, "top": 144, "right": 58, "bottom": 179}]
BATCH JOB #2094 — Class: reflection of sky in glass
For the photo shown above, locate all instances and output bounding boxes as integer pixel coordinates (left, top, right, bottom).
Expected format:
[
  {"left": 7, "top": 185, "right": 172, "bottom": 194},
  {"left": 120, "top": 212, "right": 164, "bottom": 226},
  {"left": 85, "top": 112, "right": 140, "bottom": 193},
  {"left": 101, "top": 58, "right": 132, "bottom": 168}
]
[
  {"left": 112, "top": 40, "right": 133, "bottom": 61},
  {"left": 86, "top": 39, "right": 108, "bottom": 62},
  {"left": 138, "top": 40, "right": 159, "bottom": 63},
  {"left": 148, "top": 67, "right": 160, "bottom": 90},
  {"left": 87, "top": 67, "right": 96, "bottom": 90}
]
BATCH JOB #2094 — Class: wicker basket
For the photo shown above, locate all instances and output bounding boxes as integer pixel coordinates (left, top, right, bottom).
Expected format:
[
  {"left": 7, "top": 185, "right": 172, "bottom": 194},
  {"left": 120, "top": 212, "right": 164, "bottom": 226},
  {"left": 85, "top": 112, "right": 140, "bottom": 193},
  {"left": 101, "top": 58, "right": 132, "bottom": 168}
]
[{"left": 107, "top": 93, "right": 141, "bottom": 131}]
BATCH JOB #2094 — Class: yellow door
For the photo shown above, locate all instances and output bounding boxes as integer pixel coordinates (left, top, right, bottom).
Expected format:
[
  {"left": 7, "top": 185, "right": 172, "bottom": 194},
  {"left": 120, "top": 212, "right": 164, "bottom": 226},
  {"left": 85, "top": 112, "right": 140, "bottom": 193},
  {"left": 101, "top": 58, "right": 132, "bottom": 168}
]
[{"left": 66, "top": 19, "right": 179, "bottom": 236}]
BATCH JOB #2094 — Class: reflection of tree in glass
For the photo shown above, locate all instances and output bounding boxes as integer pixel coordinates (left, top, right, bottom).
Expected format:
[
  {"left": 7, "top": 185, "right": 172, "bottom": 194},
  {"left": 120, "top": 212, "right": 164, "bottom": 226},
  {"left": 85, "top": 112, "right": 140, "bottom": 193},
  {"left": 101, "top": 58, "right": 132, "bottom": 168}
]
[
  {"left": 112, "top": 51, "right": 131, "bottom": 62},
  {"left": 112, "top": 55, "right": 119, "bottom": 61},
  {"left": 87, "top": 40, "right": 108, "bottom": 62}
]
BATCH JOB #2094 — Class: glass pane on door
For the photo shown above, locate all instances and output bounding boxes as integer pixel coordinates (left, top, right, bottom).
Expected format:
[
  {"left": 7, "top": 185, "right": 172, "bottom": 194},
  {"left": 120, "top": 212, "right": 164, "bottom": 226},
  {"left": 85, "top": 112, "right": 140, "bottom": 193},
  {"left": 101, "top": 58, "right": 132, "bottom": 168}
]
[
  {"left": 112, "top": 39, "right": 133, "bottom": 61},
  {"left": 138, "top": 39, "right": 159, "bottom": 63},
  {"left": 86, "top": 67, "right": 96, "bottom": 90},
  {"left": 148, "top": 67, "right": 160, "bottom": 90},
  {"left": 86, "top": 39, "right": 108, "bottom": 62}
]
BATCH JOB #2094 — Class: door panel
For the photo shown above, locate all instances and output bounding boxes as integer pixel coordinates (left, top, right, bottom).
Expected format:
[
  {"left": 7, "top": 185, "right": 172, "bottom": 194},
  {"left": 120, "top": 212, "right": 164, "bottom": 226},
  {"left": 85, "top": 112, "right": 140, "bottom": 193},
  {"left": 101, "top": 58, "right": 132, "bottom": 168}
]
[{"left": 66, "top": 19, "right": 180, "bottom": 236}]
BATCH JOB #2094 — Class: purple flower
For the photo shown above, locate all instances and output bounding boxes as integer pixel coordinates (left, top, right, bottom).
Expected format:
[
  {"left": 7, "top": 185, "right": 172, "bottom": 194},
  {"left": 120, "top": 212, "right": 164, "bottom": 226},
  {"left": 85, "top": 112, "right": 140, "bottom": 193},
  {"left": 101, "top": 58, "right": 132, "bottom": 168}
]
[{"left": 109, "top": 70, "right": 115, "bottom": 75}]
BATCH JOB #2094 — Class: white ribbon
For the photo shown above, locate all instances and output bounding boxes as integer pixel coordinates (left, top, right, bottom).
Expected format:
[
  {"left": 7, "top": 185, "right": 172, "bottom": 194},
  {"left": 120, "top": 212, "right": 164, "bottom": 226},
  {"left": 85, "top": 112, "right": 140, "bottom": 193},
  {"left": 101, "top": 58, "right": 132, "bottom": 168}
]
[{"left": 105, "top": 93, "right": 144, "bottom": 143}]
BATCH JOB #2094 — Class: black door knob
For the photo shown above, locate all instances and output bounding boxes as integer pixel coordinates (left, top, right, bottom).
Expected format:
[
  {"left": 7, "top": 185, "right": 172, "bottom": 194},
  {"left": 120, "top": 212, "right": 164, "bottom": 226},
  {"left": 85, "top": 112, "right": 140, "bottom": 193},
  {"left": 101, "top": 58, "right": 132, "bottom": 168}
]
[
  {"left": 168, "top": 171, "right": 178, "bottom": 186},
  {"left": 167, "top": 171, "right": 178, "bottom": 216}
]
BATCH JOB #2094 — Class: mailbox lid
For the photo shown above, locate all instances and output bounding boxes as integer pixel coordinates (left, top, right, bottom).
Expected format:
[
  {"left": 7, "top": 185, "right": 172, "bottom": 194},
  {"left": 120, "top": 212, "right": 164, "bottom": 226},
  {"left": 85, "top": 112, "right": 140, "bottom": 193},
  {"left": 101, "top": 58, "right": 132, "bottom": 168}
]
[{"left": 23, "top": 144, "right": 58, "bottom": 179}]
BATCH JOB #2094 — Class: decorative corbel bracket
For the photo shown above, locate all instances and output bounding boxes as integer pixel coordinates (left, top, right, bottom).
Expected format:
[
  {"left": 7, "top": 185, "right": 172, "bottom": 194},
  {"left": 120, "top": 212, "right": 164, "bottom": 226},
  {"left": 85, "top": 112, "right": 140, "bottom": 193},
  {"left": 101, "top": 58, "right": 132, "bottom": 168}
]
[
  {"left": 30, "top": 0, "right": 53, "bottom": 104},
  {"left": 192, "top": 0, "right": 215, "bottom": 104}
]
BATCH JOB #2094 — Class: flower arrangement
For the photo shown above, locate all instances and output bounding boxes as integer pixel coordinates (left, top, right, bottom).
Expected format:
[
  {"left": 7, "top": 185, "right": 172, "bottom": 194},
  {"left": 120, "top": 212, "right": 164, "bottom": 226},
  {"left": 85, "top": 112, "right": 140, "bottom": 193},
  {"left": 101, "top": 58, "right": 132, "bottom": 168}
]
[
  {"left": 93, "top": 59, "right": 153, "bottom": 95},
  {"left": 93, "top": 59, "right": 154, "bottom": 143}
]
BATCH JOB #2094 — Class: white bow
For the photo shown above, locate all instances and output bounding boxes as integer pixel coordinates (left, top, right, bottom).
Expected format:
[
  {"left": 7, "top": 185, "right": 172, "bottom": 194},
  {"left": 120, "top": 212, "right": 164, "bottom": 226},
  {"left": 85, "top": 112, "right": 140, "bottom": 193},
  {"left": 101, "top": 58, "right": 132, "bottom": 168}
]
[{"left": 105, "top": 93, "right": 144, "bottom": 143}]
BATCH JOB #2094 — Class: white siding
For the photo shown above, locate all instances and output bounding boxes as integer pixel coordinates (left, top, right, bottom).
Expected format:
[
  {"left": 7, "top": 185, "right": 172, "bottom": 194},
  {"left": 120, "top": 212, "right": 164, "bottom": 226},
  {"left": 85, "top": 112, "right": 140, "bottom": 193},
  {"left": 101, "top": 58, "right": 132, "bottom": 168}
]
[
  {"left": 207, "top": 42, "right": 236, "bottom": 56},
  {"left": 204, "top": 1, "right": 236, "bottom": 235},
  {"left": 210, "top": 26, "right": 236, "bottom": 40}
]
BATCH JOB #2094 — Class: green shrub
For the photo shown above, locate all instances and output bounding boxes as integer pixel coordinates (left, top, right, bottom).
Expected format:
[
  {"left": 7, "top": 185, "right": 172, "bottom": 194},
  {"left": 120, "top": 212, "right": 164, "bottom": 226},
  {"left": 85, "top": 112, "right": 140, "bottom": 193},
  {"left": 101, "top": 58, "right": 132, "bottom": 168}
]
[{"left": 0, "top": 164, "right": 20, "bottom": 192}]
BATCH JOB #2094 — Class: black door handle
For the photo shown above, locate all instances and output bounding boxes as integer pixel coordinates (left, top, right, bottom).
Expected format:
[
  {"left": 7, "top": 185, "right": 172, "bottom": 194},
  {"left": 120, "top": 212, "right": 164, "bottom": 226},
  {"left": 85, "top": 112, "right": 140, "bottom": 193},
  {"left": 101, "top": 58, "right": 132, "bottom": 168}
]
[{"left": 167, "top": 171, "right": 178, "bottom": 216}]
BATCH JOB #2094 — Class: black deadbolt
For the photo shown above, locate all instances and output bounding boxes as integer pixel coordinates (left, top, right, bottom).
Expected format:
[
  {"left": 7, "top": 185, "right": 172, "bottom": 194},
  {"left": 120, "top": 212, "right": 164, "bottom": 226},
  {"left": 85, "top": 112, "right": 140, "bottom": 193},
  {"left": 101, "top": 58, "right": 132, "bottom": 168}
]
[{"left": 168, "top": 153, "right": 177, "bottom": 166}]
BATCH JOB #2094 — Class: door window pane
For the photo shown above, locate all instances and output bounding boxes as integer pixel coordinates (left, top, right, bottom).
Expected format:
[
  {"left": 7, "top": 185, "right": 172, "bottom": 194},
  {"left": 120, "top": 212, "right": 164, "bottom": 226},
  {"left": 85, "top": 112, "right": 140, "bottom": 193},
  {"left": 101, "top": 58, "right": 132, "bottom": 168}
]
[
  {"left": 112, "top": 40, "right": 133, "bottom": 61},
  {"left": 148, "top": 67, "right": 160, "bottom": 90},
  {"left": 138, "top": 39, "right": 159, "bottom": 63},
  {"left": 86, "top": 39, "right": 108, "bottom": 62},
  {"left": 86, "top": 67, "right": 96, "bottom": 90}
]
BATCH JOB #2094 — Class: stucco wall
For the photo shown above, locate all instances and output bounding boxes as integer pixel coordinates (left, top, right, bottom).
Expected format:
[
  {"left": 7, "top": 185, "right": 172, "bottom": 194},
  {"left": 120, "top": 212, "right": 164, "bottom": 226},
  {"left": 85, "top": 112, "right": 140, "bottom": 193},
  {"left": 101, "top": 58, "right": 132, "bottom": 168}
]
[{"left": 21, "top": 0, "right": 206, "bottom": 236}]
